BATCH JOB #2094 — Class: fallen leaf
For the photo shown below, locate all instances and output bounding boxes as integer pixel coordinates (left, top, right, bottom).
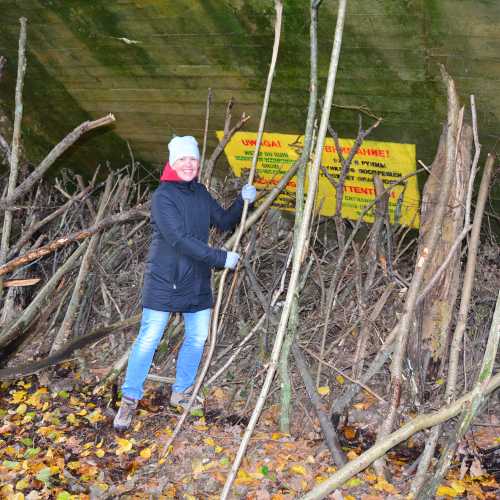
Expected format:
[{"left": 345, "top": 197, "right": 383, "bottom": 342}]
[
  {"left": 343, "top": 426, "right": 357, "bottom": 440},
  {"left": 345, "top": 477, "right": 363, "bottom": 487},
  {"left": 290, "top": 464, "right": 307, "bottom": 476},
  {"left": 374, "top": 477, "right": 397, "bottom": 493},
  {"left": 140, "top": 448, "right": 151, "bottom": 460},
  {"left": 115, "top": 437, "right": 133, "bottom": 455},
  {"left": 15, "top": 478, "right": 30, "bottom": 490},
  {"left": 336, "top": 375, "right": 345, "bottom": 385},
  {"left": 436, "top": 485, "right": 459, "bottom": 497},
  {"left": 317, "top": 386, "right": 330, "bottom": 396}
]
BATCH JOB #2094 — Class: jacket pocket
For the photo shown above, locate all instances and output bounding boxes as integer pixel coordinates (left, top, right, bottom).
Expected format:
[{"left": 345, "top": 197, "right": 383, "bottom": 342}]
[{"left": 175, "top": 255, "right": 194, "bottom": 287}]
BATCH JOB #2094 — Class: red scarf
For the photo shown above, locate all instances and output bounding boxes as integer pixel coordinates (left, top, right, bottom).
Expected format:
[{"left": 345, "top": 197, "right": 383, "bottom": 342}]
[{"left": 160, "top": 161, "right": 182, "bottom": 182}]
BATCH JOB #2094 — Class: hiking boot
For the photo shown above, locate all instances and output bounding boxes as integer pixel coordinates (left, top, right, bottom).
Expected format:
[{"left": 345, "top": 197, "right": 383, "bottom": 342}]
[
  {"left": 170, "top": 386, "right": 204, "bottom": 411},
  {"left": 113, "top": 396, "right": 138, "bottom": 431}
]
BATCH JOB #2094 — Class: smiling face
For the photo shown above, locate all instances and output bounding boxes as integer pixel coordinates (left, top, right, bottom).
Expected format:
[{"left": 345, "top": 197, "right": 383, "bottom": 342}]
[{"left": 171, "top": 156, "right": 199, "bottom": 182}]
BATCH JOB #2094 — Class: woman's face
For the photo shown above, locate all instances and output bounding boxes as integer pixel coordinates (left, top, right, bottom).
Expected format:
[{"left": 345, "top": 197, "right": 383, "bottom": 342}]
[{"left": 171, "top": 156, "right": 199, "bottom": 182}]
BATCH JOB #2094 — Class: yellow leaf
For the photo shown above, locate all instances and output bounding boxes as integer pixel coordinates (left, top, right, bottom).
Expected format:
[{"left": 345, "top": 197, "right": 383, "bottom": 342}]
[
  {"left": 77, "top": 409, "right": 87, "bottom": 416},
  {"left": 335, "top": 375, "right": 345, "bottom": 385},
  {"left": 193, "top": 424, "right": 208, "bottom": 431},
  {"left": 290, "top": 464, "right": 307, "bottom": 476},
  {"left": 236, "top": 469, "right": 254, "bottom": 484},
  {"left": 67, "top": 461, "right": 80, "bottom": 470},
  {"left": 83, "top": 443, "right": 93, "bottom": 450},
  {"left": 16, "top": 403, "right": 27, "bottom": 415},
  {"left": 374, "top": 478, "right": 397, "bottom": 493},
  {"left": 345, "top": 497, "right": 356, "bottom": 500},
  {"left": 204, "top": 437, "right": 216, "bottom": 447},
  {"left": 140, "top": 448, "right": 151, "bottom": 460},
  {"left": 436, "top": 485, "right": 459, "bottom": 497},
  {"left": 86, "top": 409, "right": 105, "bottom": 424},
  {"left": 317, "top": 386, "right": 330, "bottom": 396},
  {"left": 364, "top": 471, "right": 377, "bottom": 482},
  {"left": 436, "top": 378, "right": 445, "bottom": 385},
  {"left": 346, "top": 450, "right": 359, "bottom": 460},
  {"left": 95, "top": 449, "right": 105, "bottom": 458},
  {"left": 15, "top": 478, "right": 30, "bottom": 490},
  {"left": 345, "top": 477, "right": 363, "bottom": 487},
  {"left": 271, "top": 432, "right": 285, "bottom": 440},
  {"left": 449, "top": 480, "right": 466, "bottom": 494},
  {"left": 115, "top": 437, "right": 133, "bottom": 455},
  {"left": 11, "top": 390, "right": 27, "bottom": 403},
  {"left": 314, "top": 475, "right": 327, "bottom": 484},
  {"left": 214, "top": 446, "right": 223, "bottom": 454},
  {"left": 66, "top": 414, "right": 77, "bottom": 424}
]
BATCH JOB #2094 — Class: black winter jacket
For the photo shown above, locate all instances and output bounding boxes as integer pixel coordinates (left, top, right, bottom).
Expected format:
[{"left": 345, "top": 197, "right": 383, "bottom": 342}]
[{"left": 142, "top": 180, "right": 244, "bottom": 312}]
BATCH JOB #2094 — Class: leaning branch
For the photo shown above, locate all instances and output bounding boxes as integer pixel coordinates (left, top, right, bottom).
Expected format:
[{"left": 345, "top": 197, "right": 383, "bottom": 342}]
[
  {"left": 0, "top": 114, "right": 115, "bottom": 210},
  {"left": 0, "top": 202, "right": 149, "bottom": 277}
]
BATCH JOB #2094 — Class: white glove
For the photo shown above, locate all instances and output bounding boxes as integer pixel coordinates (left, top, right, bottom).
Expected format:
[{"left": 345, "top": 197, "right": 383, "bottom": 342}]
[
  {"left": 241, "top": 184, "right": 257, "bottom": 203},
  {"left": 224, "top": 251, "right": 240, "bottom": 270}
]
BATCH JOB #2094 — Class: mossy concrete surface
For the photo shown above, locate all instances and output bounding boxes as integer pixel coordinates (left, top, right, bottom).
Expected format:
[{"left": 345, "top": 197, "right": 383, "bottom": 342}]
[{"left": 0, "top": 0, "right": 498, "bottom": 181}]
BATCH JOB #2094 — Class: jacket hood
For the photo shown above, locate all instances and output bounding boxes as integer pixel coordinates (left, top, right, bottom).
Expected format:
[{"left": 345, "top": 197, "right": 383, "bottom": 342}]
[{"left": 160, "top": 161, "right": 183, "bottom": 182}]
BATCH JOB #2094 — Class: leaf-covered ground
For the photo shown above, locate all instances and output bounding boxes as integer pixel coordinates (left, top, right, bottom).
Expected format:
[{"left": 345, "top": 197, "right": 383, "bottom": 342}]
[{"left": 1, "top": 374, "right": 499, "bottom": 499}]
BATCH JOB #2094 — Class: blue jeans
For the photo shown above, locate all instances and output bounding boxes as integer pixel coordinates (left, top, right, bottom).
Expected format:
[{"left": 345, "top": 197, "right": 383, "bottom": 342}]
[{"left": 122, "top": 307, "right": 211, "bottom": 400}]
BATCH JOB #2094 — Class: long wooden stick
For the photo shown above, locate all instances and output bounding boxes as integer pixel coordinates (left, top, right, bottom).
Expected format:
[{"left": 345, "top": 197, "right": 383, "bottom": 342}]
[
  {"left": 0, "top": 18, "right": 27, "bottom": 281},
  {"left": 0, "top": 114, "right": 115, "bottom": 211},
  {"left": 0, "top": 202, "right": 149, "bottom": 277},
  {"left": 279, "top": 0, "right": 319, "bottom": 434},
  {"left": 0, "top": 313, "right": 141, "bottom": 380},
  {"left": 158, "top": 0, "right": 284, "bottom": 464},
  {"left": 221, "top": 2, "right": 347, "bottom": 497},
  {"left": 299, "top": 371, "right": 500, "bottom": 500}
]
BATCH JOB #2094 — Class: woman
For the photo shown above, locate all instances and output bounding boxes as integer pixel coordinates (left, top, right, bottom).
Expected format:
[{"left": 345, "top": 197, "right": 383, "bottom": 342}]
[{"left": 114, "top": 135, "right": 256, "bottom": 431}]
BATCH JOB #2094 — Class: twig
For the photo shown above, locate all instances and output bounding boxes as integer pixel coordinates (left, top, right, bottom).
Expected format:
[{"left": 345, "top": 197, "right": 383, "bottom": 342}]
[
  {"left": 221, "top": 3, "right": 347, "bottom": 496},
  {"left": 198, "top": 88, "right": 212, "bottom": 181},
  {"left": 292, "top": 342, "right": 347, "bottom": 464}
]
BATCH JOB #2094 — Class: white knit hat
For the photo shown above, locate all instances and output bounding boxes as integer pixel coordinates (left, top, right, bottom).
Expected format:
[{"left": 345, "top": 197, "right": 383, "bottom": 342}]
[{"left": 168, "top": 136, "right": 200, "bottom": 165}]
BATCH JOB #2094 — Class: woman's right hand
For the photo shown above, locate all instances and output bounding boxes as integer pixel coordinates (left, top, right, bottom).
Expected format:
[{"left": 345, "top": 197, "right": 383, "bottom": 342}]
[{"left": 224, "top": 251, "right": 240, "bottom": 270}]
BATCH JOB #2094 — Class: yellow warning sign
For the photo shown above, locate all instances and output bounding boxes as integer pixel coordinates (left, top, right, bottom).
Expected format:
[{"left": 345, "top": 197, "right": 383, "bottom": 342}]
[{"left": 217, "top": 131, "right": 420, "bottom": 228}]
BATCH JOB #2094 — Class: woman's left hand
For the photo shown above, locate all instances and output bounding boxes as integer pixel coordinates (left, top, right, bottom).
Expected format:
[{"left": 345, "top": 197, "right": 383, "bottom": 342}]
[{"left": 241, "top": 184, "right": 257, "bottom": 203}]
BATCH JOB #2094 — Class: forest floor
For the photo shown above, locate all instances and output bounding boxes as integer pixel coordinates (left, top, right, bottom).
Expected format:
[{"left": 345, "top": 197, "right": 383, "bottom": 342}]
[{"left": 1, "top": 368, "right": 499, "bottom": 499}]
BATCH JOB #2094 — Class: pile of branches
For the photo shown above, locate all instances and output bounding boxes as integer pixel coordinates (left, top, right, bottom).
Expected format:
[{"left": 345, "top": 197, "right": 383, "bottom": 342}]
[{"left": 1, "top": 8, "right": 499, "bottom": 500}]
